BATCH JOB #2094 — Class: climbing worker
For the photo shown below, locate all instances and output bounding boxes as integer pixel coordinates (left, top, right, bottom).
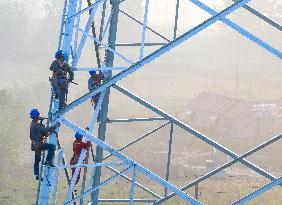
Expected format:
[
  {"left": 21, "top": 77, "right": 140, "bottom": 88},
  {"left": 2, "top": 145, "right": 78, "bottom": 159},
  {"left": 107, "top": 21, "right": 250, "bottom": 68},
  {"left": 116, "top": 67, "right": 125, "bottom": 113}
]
[
  {"left": 49, "top": 50, "right": 74, "bottom": 110},
  {"left": 88, "top": 70, "right": 103, "bottom": 109},
  {"left": 29, "top": 108, "right": 60, "bottom": 180},
  {"left": 70, "top": 132, "right": 92, "bottom": 185}
]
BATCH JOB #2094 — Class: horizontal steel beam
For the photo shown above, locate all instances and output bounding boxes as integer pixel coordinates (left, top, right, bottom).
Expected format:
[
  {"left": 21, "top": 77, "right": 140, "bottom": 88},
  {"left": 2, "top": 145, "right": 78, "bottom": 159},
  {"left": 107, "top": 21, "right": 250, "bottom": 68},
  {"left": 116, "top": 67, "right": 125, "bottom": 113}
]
[
  {"left": 57, "top": 162, "right": 127, "bottom": 169},
  {"left": 73, "top": 67, "right": 128, "bottom": 71},
  {"left": 54, "top": 0, "right": 253, "bottom": 119},
  {"left": 96, "top": 199, "right": 157, "bottom": 203},
  {"left": 233, "top": 177, "right": 282, "bottom": 205},
  {"left": 115, "top": 42, "right": 166, "bottom": 47},
  {"left": 152, "top": 132, "right": 282, "bottom": 204},
  {"left": 113, "top": 84, "right": 276, "bottom": 182},
  {"left": 189, "top": 0, "right": 282, "bottom": 59},
  {"left": 107, "top": 117, "right": 166, "bottom": 123}
]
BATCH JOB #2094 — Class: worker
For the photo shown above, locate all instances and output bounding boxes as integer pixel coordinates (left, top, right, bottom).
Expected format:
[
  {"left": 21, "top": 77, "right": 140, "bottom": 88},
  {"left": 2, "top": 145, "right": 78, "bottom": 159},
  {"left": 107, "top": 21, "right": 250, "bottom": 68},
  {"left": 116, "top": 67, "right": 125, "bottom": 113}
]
[
  {"left": 29, "top": 108, "right": 60, "bottom": 180},
  {"left": 49, "top": 50, "right": 74, "bottom": 110},
  {"left": 70, "top": 132, "right": 92, "bottom": 185},
  {"left": 88, "top": 70, "right": 103, "bottom": 109}
]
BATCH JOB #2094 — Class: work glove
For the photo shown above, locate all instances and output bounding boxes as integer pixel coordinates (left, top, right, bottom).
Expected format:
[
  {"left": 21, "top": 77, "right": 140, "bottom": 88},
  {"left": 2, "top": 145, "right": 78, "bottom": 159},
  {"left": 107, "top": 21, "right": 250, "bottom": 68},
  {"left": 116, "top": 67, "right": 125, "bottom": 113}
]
[{"left": 50, "top": 122, "right": 60, "bottom": 132}]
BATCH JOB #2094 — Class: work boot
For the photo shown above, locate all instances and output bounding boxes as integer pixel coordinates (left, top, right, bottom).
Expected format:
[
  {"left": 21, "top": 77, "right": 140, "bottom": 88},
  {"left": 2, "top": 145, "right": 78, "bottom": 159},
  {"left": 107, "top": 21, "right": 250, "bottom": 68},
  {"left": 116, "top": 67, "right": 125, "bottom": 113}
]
[
  {"left": 59, "top": 103, "right": 67, "bottom": 110},
  {"left": 44, "top": 161, "right": 57, "bottom": 167},
  {"left": 35, "top": 175, "right": 43, "bottom": 181}
]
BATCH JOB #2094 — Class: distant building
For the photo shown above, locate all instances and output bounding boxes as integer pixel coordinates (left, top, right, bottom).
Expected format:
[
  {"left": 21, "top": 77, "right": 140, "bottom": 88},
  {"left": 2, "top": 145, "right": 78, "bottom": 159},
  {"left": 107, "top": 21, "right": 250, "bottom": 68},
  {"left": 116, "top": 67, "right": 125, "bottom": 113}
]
[{"left": 186, "top": 92, "right": 282, "bottom": 138}]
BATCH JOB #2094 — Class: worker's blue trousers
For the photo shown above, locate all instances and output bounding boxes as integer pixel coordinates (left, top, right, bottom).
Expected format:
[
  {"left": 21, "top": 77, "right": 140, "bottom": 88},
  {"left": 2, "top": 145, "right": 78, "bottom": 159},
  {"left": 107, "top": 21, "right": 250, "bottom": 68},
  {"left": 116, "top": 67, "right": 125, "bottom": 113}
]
[{"left": 34, "top": 143, "right": 55, "bottom": 176}]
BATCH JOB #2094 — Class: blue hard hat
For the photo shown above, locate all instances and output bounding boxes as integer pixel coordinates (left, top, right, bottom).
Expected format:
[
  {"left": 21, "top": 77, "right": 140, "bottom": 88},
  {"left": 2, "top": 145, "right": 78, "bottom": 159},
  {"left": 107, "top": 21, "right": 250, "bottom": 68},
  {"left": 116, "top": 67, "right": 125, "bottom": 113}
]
[
  {"left": 30, "top": 109, "right": 40, "bottom": 118},
  {"left": 75, "top": 132, "right": 83, "bottom": 139},
  {"left": 55, "top": 50, "right": 64, "bottom": 59},
  {"left": 89, "top": 70, "right": 96, "bottom": 76}
]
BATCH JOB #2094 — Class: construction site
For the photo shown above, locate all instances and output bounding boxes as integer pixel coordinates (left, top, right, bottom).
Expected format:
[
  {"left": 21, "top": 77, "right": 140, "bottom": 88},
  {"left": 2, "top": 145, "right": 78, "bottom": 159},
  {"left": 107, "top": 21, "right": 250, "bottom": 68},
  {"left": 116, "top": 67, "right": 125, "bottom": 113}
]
[{"left": 0, "top": 0, "right": 281, "bottom": 204}]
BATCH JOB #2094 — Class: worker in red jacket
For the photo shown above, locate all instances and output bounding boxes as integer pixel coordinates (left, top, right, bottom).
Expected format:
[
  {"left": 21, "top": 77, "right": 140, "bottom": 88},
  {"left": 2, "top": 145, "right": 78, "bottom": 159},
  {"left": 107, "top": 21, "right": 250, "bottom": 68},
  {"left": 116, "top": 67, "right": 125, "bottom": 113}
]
[{"left": 70, "top": 132, "right": 92, "bottom": 185}]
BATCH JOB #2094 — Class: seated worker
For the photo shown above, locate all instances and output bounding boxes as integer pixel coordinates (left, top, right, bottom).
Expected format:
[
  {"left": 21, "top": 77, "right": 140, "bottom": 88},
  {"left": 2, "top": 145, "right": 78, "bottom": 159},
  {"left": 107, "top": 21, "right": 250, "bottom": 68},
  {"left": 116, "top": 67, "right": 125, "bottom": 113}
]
[
  {"left": 49, "top": 50, "right": 74, "bottom": 109},
  {"left": 88, "top": 70, "right": 103, "bottom": 109},
  {"left": 29, "top": 108, "right": 60, "bottom": 180},
  {"left": 70, "top": 132, "right": 92, "bottom": 185}
]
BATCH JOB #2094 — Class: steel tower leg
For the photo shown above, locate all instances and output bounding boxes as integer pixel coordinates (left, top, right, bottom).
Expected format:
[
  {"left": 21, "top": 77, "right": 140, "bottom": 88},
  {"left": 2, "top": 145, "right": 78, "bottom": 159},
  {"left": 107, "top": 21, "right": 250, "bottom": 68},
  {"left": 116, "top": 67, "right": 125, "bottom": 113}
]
[
  {"left": 91, "top": 0, "right": 120, "bottom": 204},
  {"left": 40, "top": 1, "right": 78, "bottom": 204}
]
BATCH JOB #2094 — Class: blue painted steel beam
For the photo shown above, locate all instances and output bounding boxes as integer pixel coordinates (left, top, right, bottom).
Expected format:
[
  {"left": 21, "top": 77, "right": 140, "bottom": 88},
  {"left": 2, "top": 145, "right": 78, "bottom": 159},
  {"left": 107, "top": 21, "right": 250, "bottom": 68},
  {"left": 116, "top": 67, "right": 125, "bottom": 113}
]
[
  {"left": 233, "top": 177, "right": 282, "bottom": 205},
  {"left": 115, "top": 43, "right": 166, "bottom": 47},
  {"left": 189, "top": 0, "right": 282, "bottom": 59},
  {"left": 92, "top": 1, "right": 120, "bottom": 204},
  {"left": 139, "top": 0, "right": 150, "bottom": 60},
  {"left": 51, "top": 149, "right": 63, "bottom": 205},
  {"left": 107, "top": 117, "right": 166, "bottom": 123},
  {"left": 58, "top": 0, "right": 68, "bottom": 50},
  {"left": 54, "top": 0, "right": 254, "bottom": 119},
  {"left": 129, "top": 165, "right": 137, "bottom": 205},
  {"left": 96, "top": 199, "right": 157, "bottom": 203},
  {"left": 72, "top": 3, "right": 101, "bottom": 67},
  {"left": 164, "top": 123, "right": 174, "bottom": 197},
  {"left": 58, "top": 162, "right": 127, "bottom": 169},
  {"left": 173, "top": 0, "right": 180, "bottom": 39},
  {"left": 73, "top": 0, "right": 83, "bottom": 56},
  {"left": 73, "top": 67, "right": 128, "bottom": 71},
  {"left": 100, "top": 8, "right": 114, "bottom": 41},
  {"left": 98, "top": 0, "right": 107, "bottom": 41},
  {"left": 81, "top": 167, "right": 97, "bottom": 203},
  {"left": 62, "top": 0, "right": 79, "bottom": 61},
  {"left": 62, "top": 118, "right": 202, "bottom": 204},
  {"left": 113, "top": 84, "right": 277, "bottom": 182}
]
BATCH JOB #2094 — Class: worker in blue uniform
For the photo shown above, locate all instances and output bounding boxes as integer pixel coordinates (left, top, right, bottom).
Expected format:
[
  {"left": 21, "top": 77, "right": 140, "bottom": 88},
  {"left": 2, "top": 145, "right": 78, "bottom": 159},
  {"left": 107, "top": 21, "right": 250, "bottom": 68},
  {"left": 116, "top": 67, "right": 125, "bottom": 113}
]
[
  {"left": 88, "top": 70, "right": 103, "bottom": 109},
  {"left": 49, "top": 50, "right": 74, "bottom": 109},
  {"left": 29, "top": 108, "right": 60, "bottom": 180}
]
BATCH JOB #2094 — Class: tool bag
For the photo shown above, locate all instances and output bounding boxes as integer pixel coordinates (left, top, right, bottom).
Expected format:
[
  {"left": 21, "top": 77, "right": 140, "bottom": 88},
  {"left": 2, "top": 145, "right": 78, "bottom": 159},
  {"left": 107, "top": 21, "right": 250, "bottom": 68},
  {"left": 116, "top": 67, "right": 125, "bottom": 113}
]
[{"left": 57, "top": 77, "right": 68, "bottom": 90}]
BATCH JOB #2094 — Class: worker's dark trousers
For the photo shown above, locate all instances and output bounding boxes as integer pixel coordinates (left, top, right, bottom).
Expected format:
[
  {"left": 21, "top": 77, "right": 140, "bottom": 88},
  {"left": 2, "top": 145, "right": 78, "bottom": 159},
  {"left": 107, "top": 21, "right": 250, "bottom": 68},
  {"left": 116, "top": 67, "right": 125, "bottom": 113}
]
[
  {"left": 52, "top": 83, "right": 66, "bottom": 109},
  {"left": 92, "top": 95, "right": 101, "bottom": 121},
  {"left": 57, "top": 88, "right": 66, "bottom": 109},
  {"left": 34, "top": 143, "right": 55, "bottom": 176}
]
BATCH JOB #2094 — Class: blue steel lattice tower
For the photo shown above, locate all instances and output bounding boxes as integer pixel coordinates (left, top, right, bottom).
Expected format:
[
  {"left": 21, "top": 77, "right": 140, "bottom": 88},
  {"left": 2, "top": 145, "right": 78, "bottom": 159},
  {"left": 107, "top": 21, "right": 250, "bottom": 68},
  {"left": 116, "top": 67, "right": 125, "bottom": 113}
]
[{"left": 36, "top": 0, "right": 282, "bottom": 205}]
